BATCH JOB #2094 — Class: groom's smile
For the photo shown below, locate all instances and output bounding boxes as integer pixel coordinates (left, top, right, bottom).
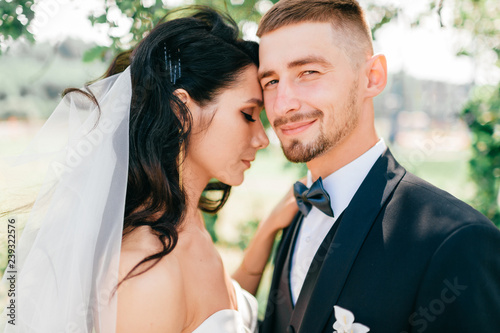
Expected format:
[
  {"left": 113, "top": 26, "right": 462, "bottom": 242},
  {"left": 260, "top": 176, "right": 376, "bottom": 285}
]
[
  {"left": 279, "top": 118, "right": 317, "bottom": 136},
  {"left": 272, "top": 109, "right": 324, "bottom": 140}
]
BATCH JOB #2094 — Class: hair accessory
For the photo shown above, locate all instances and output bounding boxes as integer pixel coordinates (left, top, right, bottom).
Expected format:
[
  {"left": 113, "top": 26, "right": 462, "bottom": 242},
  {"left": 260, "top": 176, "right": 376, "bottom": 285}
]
[{"left": 164, "top": 44, "right": 182, "bottom": 85}]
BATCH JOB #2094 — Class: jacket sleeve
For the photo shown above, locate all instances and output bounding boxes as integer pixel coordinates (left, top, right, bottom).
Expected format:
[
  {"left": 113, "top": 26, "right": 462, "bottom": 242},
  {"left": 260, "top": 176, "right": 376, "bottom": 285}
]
[{"left": 410, "top": 223, "right": 500, "bottom": 332}]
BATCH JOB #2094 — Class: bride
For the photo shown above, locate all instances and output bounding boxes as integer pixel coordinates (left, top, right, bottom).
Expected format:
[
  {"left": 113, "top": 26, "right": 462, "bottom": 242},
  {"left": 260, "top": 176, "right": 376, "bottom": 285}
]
[{"left": 1, "top": 6, "right": 298, "bottom": 333}]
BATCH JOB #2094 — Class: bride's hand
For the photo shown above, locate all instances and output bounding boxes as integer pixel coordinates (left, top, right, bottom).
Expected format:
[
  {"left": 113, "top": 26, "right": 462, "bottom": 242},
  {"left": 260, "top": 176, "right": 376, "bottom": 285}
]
[{"left": 233, "top": 179, "right": 304, "bottom": 294}]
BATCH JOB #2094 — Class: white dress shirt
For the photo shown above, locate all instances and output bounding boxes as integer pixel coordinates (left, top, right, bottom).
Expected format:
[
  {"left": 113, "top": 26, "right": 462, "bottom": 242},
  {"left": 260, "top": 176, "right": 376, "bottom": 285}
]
[{"left": 290, "top": 139, "right": 387, "bottom": 304}]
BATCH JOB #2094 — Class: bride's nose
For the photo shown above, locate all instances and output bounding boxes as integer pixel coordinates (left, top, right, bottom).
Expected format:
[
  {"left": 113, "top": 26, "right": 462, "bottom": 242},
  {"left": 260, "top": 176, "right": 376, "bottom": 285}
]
[{"left": 252, "top": 119, "right": 270, "bottom": 150}]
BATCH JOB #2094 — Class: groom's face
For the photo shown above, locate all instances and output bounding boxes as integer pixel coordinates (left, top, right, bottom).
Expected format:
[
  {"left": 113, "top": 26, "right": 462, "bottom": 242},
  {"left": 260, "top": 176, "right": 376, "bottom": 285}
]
[{"left": 258, "top": 22, "right": 363, "bottom": 163}]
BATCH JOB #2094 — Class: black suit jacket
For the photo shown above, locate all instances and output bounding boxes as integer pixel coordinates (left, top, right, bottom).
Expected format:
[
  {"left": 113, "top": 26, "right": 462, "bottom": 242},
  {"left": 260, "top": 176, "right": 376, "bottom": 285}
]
[{"left": 261, "top": 149, "right": 500, "bottom": 333}]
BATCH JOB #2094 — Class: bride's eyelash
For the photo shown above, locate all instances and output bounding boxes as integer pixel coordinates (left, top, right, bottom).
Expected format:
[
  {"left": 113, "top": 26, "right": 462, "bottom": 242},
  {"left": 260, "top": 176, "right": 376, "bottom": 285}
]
[{"left": 241, "top": 111, "right": 256, "bottom": 122}]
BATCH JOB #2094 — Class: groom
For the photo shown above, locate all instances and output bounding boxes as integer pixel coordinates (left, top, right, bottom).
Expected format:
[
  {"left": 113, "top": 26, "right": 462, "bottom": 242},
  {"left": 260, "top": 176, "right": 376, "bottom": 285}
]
[{"left": 257, "top": 0, "right": 500, "bottom": 332}]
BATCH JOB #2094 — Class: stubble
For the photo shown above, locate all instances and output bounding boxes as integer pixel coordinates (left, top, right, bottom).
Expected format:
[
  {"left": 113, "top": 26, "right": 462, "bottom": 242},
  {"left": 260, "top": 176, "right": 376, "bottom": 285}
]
[{"left": 279, "top": 81, "right": 360, "bottom": 163}]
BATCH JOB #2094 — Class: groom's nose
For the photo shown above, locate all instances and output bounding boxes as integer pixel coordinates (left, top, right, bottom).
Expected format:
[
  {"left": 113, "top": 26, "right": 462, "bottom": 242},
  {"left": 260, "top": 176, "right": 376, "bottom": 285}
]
[{"left": 270, "top": 80, "right": 301, "bottom": 120}]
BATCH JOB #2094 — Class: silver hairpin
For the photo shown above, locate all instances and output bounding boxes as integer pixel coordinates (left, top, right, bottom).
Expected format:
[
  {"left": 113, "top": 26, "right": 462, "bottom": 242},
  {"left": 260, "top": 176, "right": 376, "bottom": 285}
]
[
  {"left": 177, "top": 48, "right": 181, "bottom": 78},
  {"left": 164, "top": 44, "right": 181, "bottom": 85}
]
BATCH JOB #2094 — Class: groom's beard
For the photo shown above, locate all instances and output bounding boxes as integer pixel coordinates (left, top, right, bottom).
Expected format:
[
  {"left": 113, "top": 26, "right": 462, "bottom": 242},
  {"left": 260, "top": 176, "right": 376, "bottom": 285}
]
[
  {"left": 276, "top": 82, "right": 359, "bottom": 163},
  {"left": 282, "top": 130, "right": 331, "bottom": 163}
]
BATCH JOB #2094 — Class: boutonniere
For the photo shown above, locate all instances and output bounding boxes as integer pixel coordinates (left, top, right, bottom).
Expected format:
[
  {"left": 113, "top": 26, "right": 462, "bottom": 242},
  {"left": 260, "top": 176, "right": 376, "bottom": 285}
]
[{"left": 332, "top": 306, "right": 370, "bottom": 333}]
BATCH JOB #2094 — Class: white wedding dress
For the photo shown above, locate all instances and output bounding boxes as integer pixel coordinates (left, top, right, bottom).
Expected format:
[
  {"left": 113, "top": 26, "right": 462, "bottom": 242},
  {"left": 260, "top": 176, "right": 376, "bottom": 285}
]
[{"left": 192, "top": 280, "right": 259, "bottom": 333}]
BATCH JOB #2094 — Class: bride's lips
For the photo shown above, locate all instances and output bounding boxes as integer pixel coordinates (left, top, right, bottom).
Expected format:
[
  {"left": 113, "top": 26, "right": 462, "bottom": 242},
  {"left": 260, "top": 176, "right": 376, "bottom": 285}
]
[
  {"left": 279, "top": 119, "right": 317, "bottom": 136},
  {"left": 242, "top": 159, "right": 253, "bottom": 168}
]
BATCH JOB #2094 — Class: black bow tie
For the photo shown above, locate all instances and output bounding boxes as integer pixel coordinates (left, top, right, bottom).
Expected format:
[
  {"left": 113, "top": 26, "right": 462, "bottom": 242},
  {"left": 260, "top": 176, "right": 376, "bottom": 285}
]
[{"left": 293, "top": 177, "right": 334, "bottom": 217}]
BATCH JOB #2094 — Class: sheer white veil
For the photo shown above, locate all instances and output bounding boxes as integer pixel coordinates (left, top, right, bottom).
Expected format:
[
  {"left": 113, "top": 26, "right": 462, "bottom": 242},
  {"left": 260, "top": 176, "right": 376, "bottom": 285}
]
[{"left": 1, "top": 67, "right": 131, "bottom": 332}]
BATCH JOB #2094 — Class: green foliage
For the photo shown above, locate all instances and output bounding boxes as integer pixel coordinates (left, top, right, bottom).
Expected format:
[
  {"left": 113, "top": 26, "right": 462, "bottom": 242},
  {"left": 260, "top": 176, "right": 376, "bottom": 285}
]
[
  {"left": 452, "top": 0, "right": 500, "bottom": 226},
  {"left": 236, "top": 219, "right": 259, "bottom": 250},
  {"left": 82, "top": 0, "right": 396, "bottom": 61},
  {"left": 461, "top": 84, "right": 500, "bottom": 226},
  {"left": 202, "top": 211, "right": 219, "bottom": 243},
  {"left": 83, "top": 0, "right": 270, "bottom": 62},
  {"left": 0, "top": 0, "right": 398, "bottom": 60},
  {"left": 365, "top": 3, "right": 398, "bottom": 38},
  {"left": 85, "top": 0, "right": 169, "bottom": 61},
  {"left": 195, "top": 0, "right": 266, "bottom": 23},
  {"left": 452, "top": 0, "right": 499, "bottom": 59},
  {"left": 0, "top": 0, "right": 35, "bottom": 53}
]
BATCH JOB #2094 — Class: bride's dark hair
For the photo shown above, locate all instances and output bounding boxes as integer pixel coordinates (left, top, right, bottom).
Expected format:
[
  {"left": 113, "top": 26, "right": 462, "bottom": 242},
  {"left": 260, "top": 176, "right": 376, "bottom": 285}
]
[{"left": 109, "top": 7, "right": 259, "bottom": 284}]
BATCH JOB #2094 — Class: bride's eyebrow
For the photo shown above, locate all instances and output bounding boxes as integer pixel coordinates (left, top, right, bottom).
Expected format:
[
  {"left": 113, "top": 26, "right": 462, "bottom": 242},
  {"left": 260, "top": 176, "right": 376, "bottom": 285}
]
[{"left": 244, "top": 98, "right": 263, "bottom": 107}]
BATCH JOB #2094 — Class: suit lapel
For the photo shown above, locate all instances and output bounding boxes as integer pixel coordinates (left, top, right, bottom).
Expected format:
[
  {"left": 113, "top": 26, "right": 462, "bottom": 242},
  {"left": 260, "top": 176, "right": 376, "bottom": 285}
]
[
  {"left": 294, "top": 149, "right": 406, "bottom": 333},
  {"left": 273, "top": 212, "right": 302, "bottom": 291}
]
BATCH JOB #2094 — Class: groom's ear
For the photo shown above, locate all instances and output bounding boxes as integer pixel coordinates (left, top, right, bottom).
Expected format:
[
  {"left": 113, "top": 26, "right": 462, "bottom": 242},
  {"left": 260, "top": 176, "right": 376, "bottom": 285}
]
[{"left": 363, "top": 54, "right": 387, "bottom": 98}]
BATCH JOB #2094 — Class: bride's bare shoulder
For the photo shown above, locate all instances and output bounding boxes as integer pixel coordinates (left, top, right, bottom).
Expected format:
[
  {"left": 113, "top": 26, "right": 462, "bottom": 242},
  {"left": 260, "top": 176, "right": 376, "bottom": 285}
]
[
  {"left": 116, "top": 241, "right": 186, "bottom": 332},
  {"left": 118, "top": 245, "right": 184, "bottom": 290}
]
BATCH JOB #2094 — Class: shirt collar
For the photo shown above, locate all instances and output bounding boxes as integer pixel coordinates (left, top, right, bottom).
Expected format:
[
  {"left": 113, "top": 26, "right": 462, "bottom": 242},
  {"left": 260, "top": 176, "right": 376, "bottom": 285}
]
[{"left": 307, "top": 139, "right": 387, "bottom": 218}]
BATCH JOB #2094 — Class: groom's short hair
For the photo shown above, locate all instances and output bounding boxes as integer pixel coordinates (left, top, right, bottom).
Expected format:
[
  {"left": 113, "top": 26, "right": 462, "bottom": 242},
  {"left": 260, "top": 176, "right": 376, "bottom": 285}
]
[{"left": 257, "top": 0, "right": 374, "bottom": 68}]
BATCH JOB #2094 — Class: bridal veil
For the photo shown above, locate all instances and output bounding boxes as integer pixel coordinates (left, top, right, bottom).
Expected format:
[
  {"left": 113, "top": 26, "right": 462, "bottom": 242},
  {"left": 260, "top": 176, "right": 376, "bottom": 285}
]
[{"left": 1, "top": 68, "right": 131, "bottom": 332}]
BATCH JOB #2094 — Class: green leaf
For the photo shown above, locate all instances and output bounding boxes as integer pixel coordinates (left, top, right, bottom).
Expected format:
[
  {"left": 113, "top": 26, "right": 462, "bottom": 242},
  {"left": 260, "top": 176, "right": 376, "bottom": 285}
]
[
  {"left": 95, "top": 14, "right": 108, "bottom": 24},
  {"left": 82, "top": 45, "right": 108, "bottom": 62}
]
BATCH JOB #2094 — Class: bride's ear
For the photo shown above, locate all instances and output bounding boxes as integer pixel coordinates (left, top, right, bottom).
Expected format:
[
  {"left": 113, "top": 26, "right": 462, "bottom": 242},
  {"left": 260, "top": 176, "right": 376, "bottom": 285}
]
[
  {"left": 172, "top": 88, "right": 199, "bottom": 120},
  {"left": 173, "top": 88, "right": 190, "bottom": 105}
]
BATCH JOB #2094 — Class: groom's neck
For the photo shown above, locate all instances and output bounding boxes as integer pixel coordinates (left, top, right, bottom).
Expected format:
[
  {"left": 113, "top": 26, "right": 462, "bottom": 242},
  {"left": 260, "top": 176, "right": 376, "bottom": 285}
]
[{"left": 307, "top": 132, "right": 378, "bottom": 181}]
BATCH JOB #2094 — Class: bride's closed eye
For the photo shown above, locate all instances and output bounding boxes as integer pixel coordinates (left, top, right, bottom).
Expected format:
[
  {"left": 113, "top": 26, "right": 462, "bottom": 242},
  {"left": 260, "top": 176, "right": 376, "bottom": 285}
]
[{"left": 241, "top": 111, "right": 256, "bottom": 122}]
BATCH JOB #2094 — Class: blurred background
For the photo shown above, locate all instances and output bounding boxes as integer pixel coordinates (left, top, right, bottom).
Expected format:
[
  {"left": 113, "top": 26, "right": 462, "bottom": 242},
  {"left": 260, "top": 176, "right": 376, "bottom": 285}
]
[{"left": 1, "top": 0, "right": 499, "bottom": 317}]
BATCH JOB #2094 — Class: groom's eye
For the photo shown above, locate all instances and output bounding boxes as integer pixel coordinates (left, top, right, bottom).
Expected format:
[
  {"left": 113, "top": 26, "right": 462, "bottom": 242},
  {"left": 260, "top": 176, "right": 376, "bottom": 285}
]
[
  {"left": 264, "top": 79, "right": 278, "bottom": 88},
  {"left": 300, "top": 70, "right": 320, "bottom": 78}
]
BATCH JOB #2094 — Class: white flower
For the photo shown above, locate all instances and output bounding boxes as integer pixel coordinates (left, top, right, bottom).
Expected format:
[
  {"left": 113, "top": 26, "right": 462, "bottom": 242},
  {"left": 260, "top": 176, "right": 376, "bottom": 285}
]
[{"left": 332, "top": 306, "right": 370, "bottom": 333}]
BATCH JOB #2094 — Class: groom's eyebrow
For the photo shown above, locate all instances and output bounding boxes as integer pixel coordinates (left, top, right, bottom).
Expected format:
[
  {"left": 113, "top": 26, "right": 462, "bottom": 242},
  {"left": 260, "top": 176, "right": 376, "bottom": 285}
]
[
  {"left": 258, "top": 70, "right": 275, "bottom": 82},
  {"left": 288, "top": 55, "right": 331, "bottom": 69},
  {"left": 258, "top": 55, "right": 332, "bottom": 81}
]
